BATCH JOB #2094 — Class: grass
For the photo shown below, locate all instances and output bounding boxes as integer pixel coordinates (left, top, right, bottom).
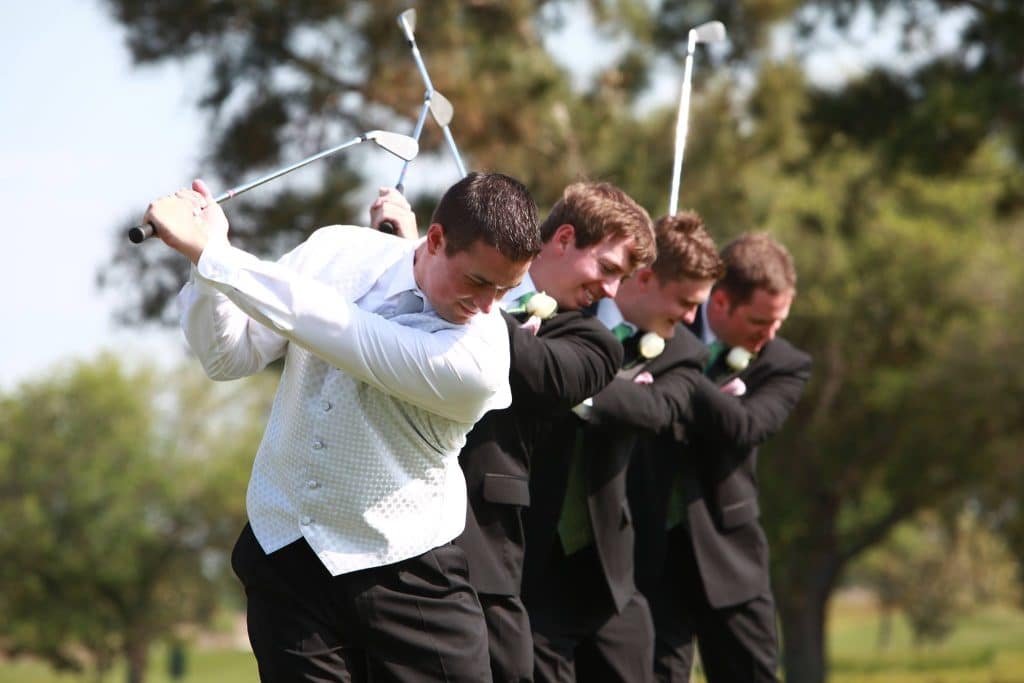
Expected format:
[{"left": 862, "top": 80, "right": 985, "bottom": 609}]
[
  {"left": 0, "top": 646, "right": 257, "bottom": 683},
  {"left": 827, "top": 592, "right": 1024, "bottom": 683},
  {"left": 2, "top": 594, "right": 1023, "bottom": 682}
]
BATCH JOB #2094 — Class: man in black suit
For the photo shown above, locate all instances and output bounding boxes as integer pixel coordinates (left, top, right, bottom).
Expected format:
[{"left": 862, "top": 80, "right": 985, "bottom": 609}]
[
  {"left": 448, "top": 182, "right": 657, "bottom": 681},
  {"left": 521, "top": 213, "right": 724, "bottom": 682},
  {"left": 630, "top": 232, "right": 812, "bottom": 682}
]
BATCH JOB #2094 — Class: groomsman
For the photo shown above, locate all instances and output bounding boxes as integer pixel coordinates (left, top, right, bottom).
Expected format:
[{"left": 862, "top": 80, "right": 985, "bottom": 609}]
[
  {"left": 375, "top": 181, "right": 656, "bottom": 681},
  {"left": 631, "top": 232, "right": 812, "bottom": 682},
  {"left": 521, "top": 212, "right": 723, "bottom": 682}
]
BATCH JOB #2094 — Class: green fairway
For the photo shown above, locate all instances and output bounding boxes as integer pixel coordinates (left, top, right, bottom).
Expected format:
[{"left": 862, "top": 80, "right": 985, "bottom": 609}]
[
  {"left": 0, "top": 647, "right": 257, "bottom": 683},
  {"left": 2, "top": 596, "right": 1023, "bottom": 682},
  {"left": 827, "top": 595, "right": 1024, "bottom": 683}
]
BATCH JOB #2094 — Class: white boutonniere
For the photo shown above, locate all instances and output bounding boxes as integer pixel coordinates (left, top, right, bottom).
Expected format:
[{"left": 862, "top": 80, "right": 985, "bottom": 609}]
[
  {"left": 524, "top": 291, "right": 558, "bottom": 319},
  {"left": 725, "top": 346, "right": 754, "bottom": 371},
  {"left": 638, "top": 332, "right": 666, "bottom": 360},
  {"left": 513, "top": 291, "right": 558, "bottom": 335}
]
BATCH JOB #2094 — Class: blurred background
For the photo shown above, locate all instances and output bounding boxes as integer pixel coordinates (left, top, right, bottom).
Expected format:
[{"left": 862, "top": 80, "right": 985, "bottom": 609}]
[{"left": 2, "top": 1, "right": 1023, "bottom": 681}]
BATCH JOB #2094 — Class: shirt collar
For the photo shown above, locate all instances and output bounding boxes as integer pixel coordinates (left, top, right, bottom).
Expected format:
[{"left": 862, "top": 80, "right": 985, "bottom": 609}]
[
  {"left": 500, "top": 271, "right": 538, "bottom": 310},
  {"left": 700, "top": 302, "right": 718, "bottom": 345},
  {"left": 380, "top": 238, "right": 432, "bottom": 312},
  {"left": 596, "top": 298, "right": 636, "bottom": 336}
]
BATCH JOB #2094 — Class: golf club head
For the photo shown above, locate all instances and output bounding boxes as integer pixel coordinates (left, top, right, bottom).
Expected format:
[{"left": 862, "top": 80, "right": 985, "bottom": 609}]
[
  {"left": 692, "top": 21, "right": 727, "bottom": 44},
  {"left": 429, "top": 91, "right": 455, "bottom": 127},
  {"left": 367, "top": 130, "right": 419, "bottom": 161},
  {"left": 397, "top": 9, "right": 416, "bottom": 42}
]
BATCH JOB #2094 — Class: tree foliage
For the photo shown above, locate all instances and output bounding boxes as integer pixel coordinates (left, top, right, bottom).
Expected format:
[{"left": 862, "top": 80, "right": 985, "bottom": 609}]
[
  {"left": 0, "top": 356, "right": 271, "bottom": 682},
  {"left": 852, "top": 506, "right": 1022, "bottom": 647},
  {"left": 98, "top": 1, "right": 1024, "bottom": 681}
]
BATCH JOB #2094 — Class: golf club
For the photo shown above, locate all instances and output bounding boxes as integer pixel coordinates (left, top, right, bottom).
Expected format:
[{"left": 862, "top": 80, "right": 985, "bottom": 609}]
[
  {"left": 129, "top": 130, "right": 418, "bottom": 244},
  {"left": 668, "top": 20, "right": 727, "bottom": 216},
  {"left": 397, "top": 8, "right": 468, "bottom": 177},
  {"left": 379, "top": 90, "right": 456, "bottom": 235}
]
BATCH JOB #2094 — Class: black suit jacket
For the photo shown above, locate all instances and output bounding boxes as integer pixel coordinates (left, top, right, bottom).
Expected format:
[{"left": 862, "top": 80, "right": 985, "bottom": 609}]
[
  {"left": 523, "top": 327, "right": 706, "bottom": 613},
  {"left": 455, "top": 310, "right": 622, "bottom": 596},
  {"left": 630, "top": 312, "right": 812, "bottom": 608}
]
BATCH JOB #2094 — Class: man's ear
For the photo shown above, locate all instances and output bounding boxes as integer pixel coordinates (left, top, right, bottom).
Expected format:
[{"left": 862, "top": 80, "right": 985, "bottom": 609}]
[
  {"left": 709, "top": 288, "right": 730, "bottom": 312},
  {"left": 634, "top": 267, "right": 656, "bottom": 289},
  {"left": 551, "top": 224, "right": 576, "bottom": 253},
  {"left": 425, "top": 223, "right": 446, "bottom": 255}
]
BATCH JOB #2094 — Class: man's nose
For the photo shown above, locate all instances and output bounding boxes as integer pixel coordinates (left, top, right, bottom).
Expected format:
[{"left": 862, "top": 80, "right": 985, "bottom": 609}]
[
  {"left": 600, "top": 278, "right": 620, "bottom": 300},
  {"left": 474, "top": 293, "right": 495, "bottom": 314}
]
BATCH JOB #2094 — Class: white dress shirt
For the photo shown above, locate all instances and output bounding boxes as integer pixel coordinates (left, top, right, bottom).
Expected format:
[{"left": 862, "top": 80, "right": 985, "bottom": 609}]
[
  {"left": 698, "top": 301, "right": 717, "bottom": 345},
  {"left": 595, "top": 298, "right": 637, "bottom": 337},
  {"left": 178, "top": 225, "right": 512, "bottom": 575}
]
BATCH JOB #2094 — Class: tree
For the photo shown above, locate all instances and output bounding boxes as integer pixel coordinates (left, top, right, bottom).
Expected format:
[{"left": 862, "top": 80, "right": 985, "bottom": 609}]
[
  {"left": 99, "top": 2, "right": 1024, "bottom": 681},
  {"left": 0, "top": 355, "right": 271, "bottom": 682},
  {"left": 852, "top": 506, "right": 1022, "bottom": 648}
]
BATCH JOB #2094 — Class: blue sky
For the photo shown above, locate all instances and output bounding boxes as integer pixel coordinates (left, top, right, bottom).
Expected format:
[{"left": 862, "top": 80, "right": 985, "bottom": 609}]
[{"left": 0, "top": 0, "right": 203, "bottom": 387}]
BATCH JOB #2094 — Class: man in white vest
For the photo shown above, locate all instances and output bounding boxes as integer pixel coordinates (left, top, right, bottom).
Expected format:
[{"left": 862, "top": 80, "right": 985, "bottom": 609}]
[{"left": 143, "top": 171, "right": 542, "bottom": 681}]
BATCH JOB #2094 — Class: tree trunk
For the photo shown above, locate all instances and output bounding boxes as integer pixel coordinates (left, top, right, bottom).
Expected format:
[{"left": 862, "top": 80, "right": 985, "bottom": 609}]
[
  {"left": 124, "top": 638, "right": 149, "bottom": 683},
  {"left": 778, "top": 589, "right": 829, "bottom": 683},
  {"left": 773, "top": 531, "right": 842, "bottom": 683},
  {"left": 876, "top": 606, "right": 892, "bottom": 651}
]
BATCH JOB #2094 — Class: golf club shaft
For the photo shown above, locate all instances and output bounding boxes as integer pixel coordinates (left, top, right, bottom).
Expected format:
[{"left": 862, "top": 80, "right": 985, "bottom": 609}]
[
  {"left": 129, "top": 134, "right": 369, "bottom": 244},
  {"left": 396, "top": 96, "right": 433, "bottom": 190},
  {"left": 408, "top": 42, "right": 436, "bottom": 96},
  {"left": 668, "top": 44, "right": 697, "bottom": 216},
  {"left": 440, "top": 125, "right": 468, "bottom": 178},
  {"left": 400, "top": 13, "right": 468, "bottom": 179},
  {"left": 378, "top": 97, "right": 433, "bottom": 236}
]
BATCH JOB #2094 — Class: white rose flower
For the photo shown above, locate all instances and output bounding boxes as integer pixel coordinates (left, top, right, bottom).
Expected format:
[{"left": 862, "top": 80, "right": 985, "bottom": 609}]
[
  {"left": 525, "top": 291, "right": 558, "bottom": 320},
  {"left": 639, "top": 332, "right": 666, "bottom": 359},
  {"left": 726, "top": 346, "right": 754, "bottom": 371}
]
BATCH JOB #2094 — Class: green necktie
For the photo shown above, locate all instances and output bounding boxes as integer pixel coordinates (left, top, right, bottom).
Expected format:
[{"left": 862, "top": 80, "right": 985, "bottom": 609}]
[
  {"left": 667, "top": 338, "right": 727, "bottom": 530},
  {"left": 557, "top": 429, "right": 594, "bottom": 555},
  {"left": 664, "top": 471, "right": 688, "bottom": 530},
  {"left": 704, "top": 339, "right": 728, "bottom": 374},
  {"left": 611, "top": 322, "right": 633, "bottom": 342}
]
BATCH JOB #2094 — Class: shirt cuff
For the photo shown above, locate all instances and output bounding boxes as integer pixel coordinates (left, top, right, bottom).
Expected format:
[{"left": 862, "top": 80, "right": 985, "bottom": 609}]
[{"left": 195, "top": 240, "right": 258, "bottom": 287}]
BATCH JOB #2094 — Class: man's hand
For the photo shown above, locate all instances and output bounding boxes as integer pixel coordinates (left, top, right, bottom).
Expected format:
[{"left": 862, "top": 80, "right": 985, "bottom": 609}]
[
  {"left": 519, "top": 315, "right": 542, "bottom": 335},
  {"left": 720, "top": 377, "right": 747, "bottom": 396},
  {"left": 369, "top": 187, "right": 418, "bottom": 240},
  {"left": 144, "top": 179, "right": 229, "bottom": 264}
]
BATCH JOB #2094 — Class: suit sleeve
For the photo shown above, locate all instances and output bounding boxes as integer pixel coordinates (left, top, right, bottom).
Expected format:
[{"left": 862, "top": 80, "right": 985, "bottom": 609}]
[
  {"left": 506, "top": 311, "right": 623, "bottom": 415},
  {"left": 589, "top": 353, "right": 703, "bottom": 436},
  {"left": 683, "top": 349, "right": 811, "bottom": 450}
]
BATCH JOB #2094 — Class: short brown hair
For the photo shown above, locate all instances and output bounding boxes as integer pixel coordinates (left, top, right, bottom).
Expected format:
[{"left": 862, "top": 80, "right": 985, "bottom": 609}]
[
  {"left": 431, "top": 172, "right": 542, "bottom": 262},
  {"left": 651, "top": 212, "right": 724, "bottom": 283},
  {"left": 715, "top": 232, "right": 797, "bottom": 305},
  {"left": 538, "top": 182, "right": 655, "bottom": 270}
]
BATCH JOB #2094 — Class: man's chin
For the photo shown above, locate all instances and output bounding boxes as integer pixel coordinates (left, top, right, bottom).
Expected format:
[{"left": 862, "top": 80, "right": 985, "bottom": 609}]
[
  {"left": 575, "top": 292, "right": 596, "bottom": 309},
  {"left": 438, "top": 306, "right": 475, "bottom": 325}
]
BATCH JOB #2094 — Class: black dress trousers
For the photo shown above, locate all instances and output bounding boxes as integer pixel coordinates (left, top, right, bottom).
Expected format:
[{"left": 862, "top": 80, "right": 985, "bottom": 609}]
[{"left": 231, "top": 523, "right": 491, "bottom": 682}]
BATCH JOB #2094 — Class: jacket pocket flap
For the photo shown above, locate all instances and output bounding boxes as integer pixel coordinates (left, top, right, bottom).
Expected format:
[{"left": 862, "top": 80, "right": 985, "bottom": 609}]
[
  {"left": 720, "top": 499, "right": 759, "bottom": 529},
  {"left": 482, "top": 474, "right": 531, "bottom": 506}
]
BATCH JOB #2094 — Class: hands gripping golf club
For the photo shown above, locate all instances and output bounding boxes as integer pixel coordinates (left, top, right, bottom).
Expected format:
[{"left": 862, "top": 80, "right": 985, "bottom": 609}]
[
  {"left": 128, "top": 130, "right": 418, "bottom": 244},
  {"left": 668, "top": 20, "right": 727, "bottom": 216},
  {"left": 380, "top": 9, "right": 468, "bottom": 235}
]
